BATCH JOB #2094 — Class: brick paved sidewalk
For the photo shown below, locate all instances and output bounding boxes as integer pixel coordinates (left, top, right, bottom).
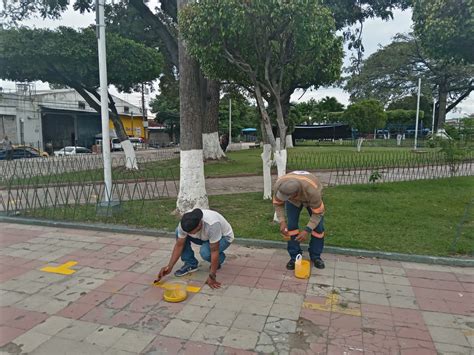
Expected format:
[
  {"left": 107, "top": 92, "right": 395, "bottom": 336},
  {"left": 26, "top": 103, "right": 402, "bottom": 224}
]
[{"left": 0, "top": 223, "right": 472, "bottom": 354}]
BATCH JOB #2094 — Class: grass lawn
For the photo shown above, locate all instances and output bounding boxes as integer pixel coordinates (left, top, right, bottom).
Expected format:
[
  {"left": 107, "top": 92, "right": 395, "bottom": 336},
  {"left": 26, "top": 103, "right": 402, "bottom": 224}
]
[
  {"left": 27, "top": 177, "right": 474, "bottom": 256},
  {"left": 8, "top": 146, "right": 456, "bottom": 187}
]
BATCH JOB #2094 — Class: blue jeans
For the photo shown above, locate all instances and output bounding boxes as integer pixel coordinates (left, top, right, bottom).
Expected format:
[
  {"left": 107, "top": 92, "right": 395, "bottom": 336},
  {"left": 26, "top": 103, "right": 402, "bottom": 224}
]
[
  {"left": 286, "top": 201, "right": 325, "bottom": 261},
  {"left": 176, "top": 231, "right": 231, "bottom": 267}
]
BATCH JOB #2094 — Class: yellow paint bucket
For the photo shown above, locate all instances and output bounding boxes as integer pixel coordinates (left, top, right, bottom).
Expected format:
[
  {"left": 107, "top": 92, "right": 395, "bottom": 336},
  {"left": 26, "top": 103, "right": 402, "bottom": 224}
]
[
  {"left": 294, "top": 254, "right": 310, "bottom": 279},
  {"left": 162, "top": 281, "right": 188, "bottom": 303}
]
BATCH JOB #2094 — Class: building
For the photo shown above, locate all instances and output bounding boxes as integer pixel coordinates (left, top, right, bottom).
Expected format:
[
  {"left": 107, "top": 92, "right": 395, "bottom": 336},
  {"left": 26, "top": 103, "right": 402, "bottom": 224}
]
[{"left": 0, "top": 84, "right": 145, "bottom": 150}]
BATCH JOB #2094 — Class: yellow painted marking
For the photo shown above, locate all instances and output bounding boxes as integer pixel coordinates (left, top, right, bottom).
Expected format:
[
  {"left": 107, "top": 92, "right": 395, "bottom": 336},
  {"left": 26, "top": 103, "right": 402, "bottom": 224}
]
[
  {"left": 303, "top": 292, "right": 361, "bottom": 317},
  {"left": 153, "top": 281, "right": 201, "bottom": 293},
  {"left": 41, "top": 261, "right": 78, "bottom": 275}
]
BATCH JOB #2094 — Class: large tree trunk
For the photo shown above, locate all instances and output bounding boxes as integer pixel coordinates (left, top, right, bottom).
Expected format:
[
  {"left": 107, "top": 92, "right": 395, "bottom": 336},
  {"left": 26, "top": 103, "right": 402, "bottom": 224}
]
[
  {"left": 176, "top": 0, "right": 208, "bottom": 213},
  {"left": 202, "top": 79, "right": 225, "bottom": 160},
  {"left": 437, "top": 83, "right": 448, "bottom": 131}
]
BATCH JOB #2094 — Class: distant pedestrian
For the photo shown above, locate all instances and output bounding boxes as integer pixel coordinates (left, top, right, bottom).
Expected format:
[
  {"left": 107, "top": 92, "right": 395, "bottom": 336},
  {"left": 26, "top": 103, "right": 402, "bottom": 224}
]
[
  {"left": 1, "top": 136, "right": 13, "bottom": 160},
  {"left": 220, "top": 133, "right": 229, "bottom": 152}
]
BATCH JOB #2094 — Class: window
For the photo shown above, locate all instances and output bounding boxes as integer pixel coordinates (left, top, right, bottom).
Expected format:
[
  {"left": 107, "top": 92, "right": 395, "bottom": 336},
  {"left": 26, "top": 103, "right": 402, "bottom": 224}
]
[
  {"left": 78, "top": 101, "right": 86, "bottom": 110},
  {"left": 124, "top": 106, "right": 130, "bottom": 113}
]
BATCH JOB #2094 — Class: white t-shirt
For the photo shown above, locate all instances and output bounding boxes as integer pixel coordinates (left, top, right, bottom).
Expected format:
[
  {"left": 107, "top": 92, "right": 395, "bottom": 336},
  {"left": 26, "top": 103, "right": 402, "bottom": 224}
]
[{"left": 177, "top": 209, "right": 234, "bottom": 243}]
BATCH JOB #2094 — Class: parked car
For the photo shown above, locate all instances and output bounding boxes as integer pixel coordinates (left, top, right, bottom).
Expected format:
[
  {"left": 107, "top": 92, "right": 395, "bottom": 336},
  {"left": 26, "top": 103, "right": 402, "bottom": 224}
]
[
  {"left": 111, "top": 138, "right": 123, "bottom": 151},
  {"left": 54, "top": 146, "right": 92, "bottom": 157},
  {"left": 129, "top": 137, "right": 144, "bottom": 150},
  {"left": 0, "top": 146, "right": 42, "bottom": 160},
  {"left": 14, "top": 145, "right": 49, "bottom": 158}
]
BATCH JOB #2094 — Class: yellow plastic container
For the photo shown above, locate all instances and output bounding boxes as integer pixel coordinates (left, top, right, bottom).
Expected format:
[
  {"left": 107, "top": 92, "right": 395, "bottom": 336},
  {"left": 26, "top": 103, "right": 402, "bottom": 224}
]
[
  {"left": 162, "top": 281, "right": 188, "bottom": 303},
  {"left": 294, "top": 254, "right": 311, "bottom": 279}
]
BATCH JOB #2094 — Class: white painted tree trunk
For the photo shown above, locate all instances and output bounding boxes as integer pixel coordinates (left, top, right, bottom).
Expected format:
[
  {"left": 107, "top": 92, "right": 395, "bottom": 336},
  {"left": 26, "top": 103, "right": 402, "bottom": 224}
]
[
  {"left": 274, "top": 149, "right": 287, "bottom": 177},
  {"left": 285, "top": 135, "right": 293, "bottom": 148},
  {"left": 121, "top": 140, "right": 138, "bottom": 170},
  {"left": 177, "top": 149, "right": 209, "bottom": 213},
  {"left": 261, "top": 144, "right": 273, "bottom": 200},
  {"left": 202, "top": 132, "right": 225, "bottom": 160},
  {"left": 396, "top": 134, "right": 402, "bottom": 146},
  {"left": 356, "top": 137, "right": 365, "bottom": 152}
]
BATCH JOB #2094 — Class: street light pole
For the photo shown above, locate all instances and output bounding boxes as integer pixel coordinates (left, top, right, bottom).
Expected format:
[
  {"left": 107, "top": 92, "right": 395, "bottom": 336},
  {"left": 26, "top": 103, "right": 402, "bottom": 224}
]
[
  {"left": 96, "top": 0, "right": 112, "bottom": 203},
  {"left": 431, "top": 100, "right": 436, "bottom": 136},
  {"left": 414, "top": 78, "right": 421, "bottom": 150},
  {"left": 228, "top": 98, "right": 232, "bottom": 145}
]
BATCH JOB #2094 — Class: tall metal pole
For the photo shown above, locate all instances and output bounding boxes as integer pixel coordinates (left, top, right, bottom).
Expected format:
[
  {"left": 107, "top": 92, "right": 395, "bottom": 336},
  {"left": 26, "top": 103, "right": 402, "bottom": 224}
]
[
  {"left": 414, "top": 78, "right": 421, "bottom": 150},
  {"left": 228, "top": 98, "right": 232, "bottom": 145},
  {"left": 431, "top": 100, "right": 436, "bottom": 136},
  {"left": 141, "top": 83, "right": 147, "bottom": 141},
  {"left": 96, "top": 0, "right": 112, "bottom": 203}
]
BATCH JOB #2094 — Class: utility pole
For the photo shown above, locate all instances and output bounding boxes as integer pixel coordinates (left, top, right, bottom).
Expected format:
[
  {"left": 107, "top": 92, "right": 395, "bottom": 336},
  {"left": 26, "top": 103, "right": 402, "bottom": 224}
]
[
  {"left": 228, "top": 98, "right": 232, "bottom": 145},
  {"left": 414, "top": 78, "right": 421, "bottom": 150},
  {"left": 96, "top": 0, "right": 113, "bottom": 207},
  {"left": 141, "top": 83, "right": 147, "bottom": 141},
  {"left": 431, "top": 100, "right": 436, "bottom": 136}
]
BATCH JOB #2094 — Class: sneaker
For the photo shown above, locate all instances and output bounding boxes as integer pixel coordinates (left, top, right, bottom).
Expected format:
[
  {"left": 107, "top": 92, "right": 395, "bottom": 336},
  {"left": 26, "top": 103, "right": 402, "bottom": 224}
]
[
  {"left": 174, "top": 264, "right": 198, "bottom": 277},
  {"left": 314, "top": 258, "right": 325, "bottom": 269},
  {"left": 286, "top": 259, "right": 295, "bottom": 270}
]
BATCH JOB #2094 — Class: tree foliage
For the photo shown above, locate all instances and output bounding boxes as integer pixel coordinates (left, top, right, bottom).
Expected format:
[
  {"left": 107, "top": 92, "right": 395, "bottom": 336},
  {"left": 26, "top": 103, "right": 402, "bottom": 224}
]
[
  {"left": 293, "top": 97, "right": 345, "bottom": 125},
  {"left": 345, "top": 33, "right": 474, "bottom": 128},
  {"left": 180, "top": 0, "right": 343, "bottom": 149},
  {"left": 413, "top": 0, "right": 474, "bottom": 63},
  {"left": 343, "top": 99, "right": 387, "bottom": 134}
]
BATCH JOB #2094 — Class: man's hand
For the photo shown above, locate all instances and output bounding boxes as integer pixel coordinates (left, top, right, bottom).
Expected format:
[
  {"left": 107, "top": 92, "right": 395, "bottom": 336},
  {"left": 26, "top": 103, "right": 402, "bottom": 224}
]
[
  {"left": 156, "top": 266, "right": 171, "bottom": 282},
  {"left": 206, "top": 276, "right": 221, "bottom": 289},
  {"left": 279, "top": 221, "right": 288, "bottom": 235},
  {"left": 296, "top": 230, "right": 308, "bottom": 242}
]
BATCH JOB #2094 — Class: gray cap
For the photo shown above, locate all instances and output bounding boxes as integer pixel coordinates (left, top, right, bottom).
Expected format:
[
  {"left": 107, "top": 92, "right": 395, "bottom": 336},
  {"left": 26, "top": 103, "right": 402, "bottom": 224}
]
[{"left": 276, "top": 180, "right": 300, "bottom": 201}]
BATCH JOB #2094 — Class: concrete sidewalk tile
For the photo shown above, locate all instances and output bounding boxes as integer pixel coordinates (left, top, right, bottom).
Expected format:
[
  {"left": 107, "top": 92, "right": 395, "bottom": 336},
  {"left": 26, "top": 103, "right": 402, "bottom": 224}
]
[
  {"left": 161, "top": 319, "right": 200, "bottom": 340},
  {"left": 223, "top": 285, "right": 252, "bottom": 298},
  {"left": 383, "top": 275, "right": 411, "bottom": 286},
  {"left": 395, "top": 326, "right": 432, "bottom": 341},
  {"left": 300, "top": 308, "right": 331, "bottom": 326},
  {"left": 56, "top": 302, "right": 96, "bottom": 320},
  {"left": 264, "top": 317, "right": 297, "bottom": 333},
  {"left": 55, "top": 319, "right": 99, "bottom": 341},
  {"left": 275, "top": 292, "right": 304, "bottom": 306},
  {"left": 405, "top": 269, "right": 457, "bottom": 281},
  {"left": 362, "top": 330, "right": 400, "bottom": 354},
  {"left": 381, "top": 266, "right": 406, "bottom": 276},
  {"left": 280, "top": 280, "right": 308, "bottom": 295},
  {"left": 433, "top": 342, "right": 472, "bottom": 354},
  {"left": 0, "top": 325, "right": 25, "bottom": 347},
  {"left": 93, "top": 279, "right": 128, "bottom": 293},
  {"left": 391, "top": 308, "right": 425, "bottom": 325},
  {"left": 422, "top": 311, "right": 457, "bottom": 328},
  {"left": 359, "top": 280, "right": 386, "bottom": 294},
  {"left": 29, "top": 336, "right": 108, "bottom": 355},
  {"left": 248, "top": 288, "right": 278, "bottom": 302},
  {"left": 397, "top": 337, "right": 436, "bottom": 353},
  {"left": 8, "top": 310, "right": 49, "bottom": 331},
  {"left": 409, "top": 277, "right": 464, "bottom": 291},
  {"left": 270, "top": 302, "right": 301, "bottom": 320},
  {"left": 204, "top": 309, "right": 237, "bottom": 327},
  {"left": 14, "top": 280, "right": 48, "bottom": 294},
  {"left": 189, "top": 294, "right": 221, "bottom": 308},
  {"left": 109, "top": 310, "right": 146, "bottom": 328},
  {"left": 238, "top": 267, "right": 264, "bottom": 278},
  {"left": 232, "top": 313, "right": 266, "bottom": 332},
  {"left": 213, "top": 297, "right": 245, "bottom": 313},
  {"left": 245, "top": 260, "right": 269, "bottom": 269},
  {"left": 104, "top": 293, "right": 136, "bottom": 309},
  {"left": 144, "top": 335, "right": 185, "bottom": 354},
  {"left": 80, "top": 305, "right": 118, "bottom": 324},
  {"left": 233, "top": 275, "right": 259, "bottom": 287},
  {"left": 389, "top": 295, "right": 419, "bottom": 309},
  {"left": 30, "top": 316, "right": 73, "bottom": 336},
  {"left": 385, "top": 284, "right": 415, "bottom": 297},
  {"left": 239, "top": 300, "right": 272, "bottom": 316},
  {"left": 184, "top": 340, "right": 219, "bottom": 355},
  {"left": 117, "top": 282, "right": 149, "bottom": 297},
  {"left": 222, "top": 328, "right": 259, "bottom": 350},
  {"left": 333, "top": 277, "right": 359, "bottom": 290},
  {"left": 330, "top": 313, "right": 362, "bottom": 330},
  {"left": 427, "top": 326, "right": 469, "bottom": 347},
  {"left": 306, "top": 283, "right": 331, "bottom": 297},
  {"left": 334, "top": 268, "right": 358, "bottom": 279},
  {"left": 190, "top": 323, "right": 228, "bottom": 345},
  {"left": 77, "top": 290, "right": 112, "bottom": 306},
  {"left": 85, "top": 325, "right": 127, "bottom": 347},
  {"left": 37, "top": 284, "right": 68, "bottom": 297},
  {"left": 11, "top": 330, "right": 51, "bottom": 353},
  {"left": 308, "top": 275, "right": 334, "bottom": 286},
  {"left": 176, "top": 304, "right": 212, "bottom": 322},
  {"left": 360, "top": 291, "right": 390, "bottom": 306},
  {"left": 255, "top": 277, "right": 283, "bottom": 290},
  {"left": 55, "top": 287, "right": 88, "bottom": 303},
  {"left": 358, "top": 271, "right": 384, "bottom": 283},
  {"left": 358, "top": 264, "right": 382, "bottom": 273}
]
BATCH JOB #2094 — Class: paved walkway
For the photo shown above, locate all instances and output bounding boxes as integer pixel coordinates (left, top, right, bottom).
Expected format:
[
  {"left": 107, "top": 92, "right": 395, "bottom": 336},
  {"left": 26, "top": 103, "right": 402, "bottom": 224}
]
[{"left": 0, "top": 223, "right": 472, "bottom": 354}]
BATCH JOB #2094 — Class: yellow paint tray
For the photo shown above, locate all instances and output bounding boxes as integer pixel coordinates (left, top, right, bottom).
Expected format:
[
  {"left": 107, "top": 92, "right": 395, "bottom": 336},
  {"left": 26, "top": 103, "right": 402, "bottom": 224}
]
[{"left": 161, "top": 281, "right": 188, "bottom": 303}]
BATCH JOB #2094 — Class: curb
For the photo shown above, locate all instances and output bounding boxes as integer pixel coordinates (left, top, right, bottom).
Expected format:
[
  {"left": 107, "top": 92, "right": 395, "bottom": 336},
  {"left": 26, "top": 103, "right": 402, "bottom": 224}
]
[{"left": 1, "top": 215, "right": 473, "bottom": 267}]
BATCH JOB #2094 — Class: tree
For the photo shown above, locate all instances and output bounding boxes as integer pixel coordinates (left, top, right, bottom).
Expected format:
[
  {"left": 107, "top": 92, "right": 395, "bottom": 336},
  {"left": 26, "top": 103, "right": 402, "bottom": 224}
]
[
  {"left": 218, "top": 91, "right": 260, "bottom": 140},
  {"left": 344, "top": 99, "right": 387, "bottom": 140},
  {"left": 181, "top": 0, "right": 343, "bottom": 198},
  {"left": 413, "top": 0, "right": 474, "bottom": 63},
  {"left": 387, "top": 95, "right": 432, "bottom": 126},
  {"left": 293, "top": 97, "right": 345, "bottom": 125},
  {"left": 0, "top": 26, "right": 163, "bottom": 168},
  {"left": 345, "top": 33, "right": 474, "bottom": 131}
]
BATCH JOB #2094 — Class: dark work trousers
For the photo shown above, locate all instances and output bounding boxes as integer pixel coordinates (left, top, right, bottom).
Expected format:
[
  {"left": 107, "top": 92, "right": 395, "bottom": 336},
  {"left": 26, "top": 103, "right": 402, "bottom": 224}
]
[{"left": 286, "top": 201, "right": 325, "bottom": 261}]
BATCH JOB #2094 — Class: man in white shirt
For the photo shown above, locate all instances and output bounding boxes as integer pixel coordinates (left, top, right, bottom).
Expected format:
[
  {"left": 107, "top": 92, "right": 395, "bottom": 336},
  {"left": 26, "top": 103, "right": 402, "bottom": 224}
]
[{"left": 156, "top": 208, "right": 234, "bottom": 289}]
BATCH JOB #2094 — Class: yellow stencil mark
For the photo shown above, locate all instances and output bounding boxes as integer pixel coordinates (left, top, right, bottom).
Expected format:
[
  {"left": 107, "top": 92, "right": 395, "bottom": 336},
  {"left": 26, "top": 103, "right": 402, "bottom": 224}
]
[
  {"left": 41, "top": 261, "right": 78, "bottom": 275},
  {"left": 303, "top": 292, "right": 361, "bottom": 317},
  {"left": 153, "top": 281, "right": 201, "bottom": 293}
]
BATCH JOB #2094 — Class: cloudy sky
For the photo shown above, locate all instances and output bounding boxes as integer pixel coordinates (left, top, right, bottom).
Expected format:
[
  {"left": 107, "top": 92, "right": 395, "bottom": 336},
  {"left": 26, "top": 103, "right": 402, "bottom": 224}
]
[{"left": 1, "top": 4, "right": 472, "bottom": 118}]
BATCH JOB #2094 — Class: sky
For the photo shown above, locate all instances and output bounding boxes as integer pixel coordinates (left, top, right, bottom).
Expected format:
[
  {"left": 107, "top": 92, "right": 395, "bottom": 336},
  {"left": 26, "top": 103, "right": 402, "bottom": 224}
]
[{"left": 0, "top": 4, "right": 472, "bottom": 119}]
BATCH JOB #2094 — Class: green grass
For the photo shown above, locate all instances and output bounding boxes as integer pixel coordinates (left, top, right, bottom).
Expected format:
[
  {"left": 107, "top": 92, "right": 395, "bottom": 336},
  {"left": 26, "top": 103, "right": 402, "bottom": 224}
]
[
  {"left": 7, "top": 146, "right": 465, "bottom": 187},
  {"left": 25, "top": 177, "right": 474, "bottom": 256}
]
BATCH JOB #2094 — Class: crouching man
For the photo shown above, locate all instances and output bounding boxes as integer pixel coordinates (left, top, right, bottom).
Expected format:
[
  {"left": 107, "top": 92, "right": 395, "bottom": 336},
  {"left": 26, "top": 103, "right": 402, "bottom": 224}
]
[{"left": 156, "top": 208, "right": 234, "bottom": 289}]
